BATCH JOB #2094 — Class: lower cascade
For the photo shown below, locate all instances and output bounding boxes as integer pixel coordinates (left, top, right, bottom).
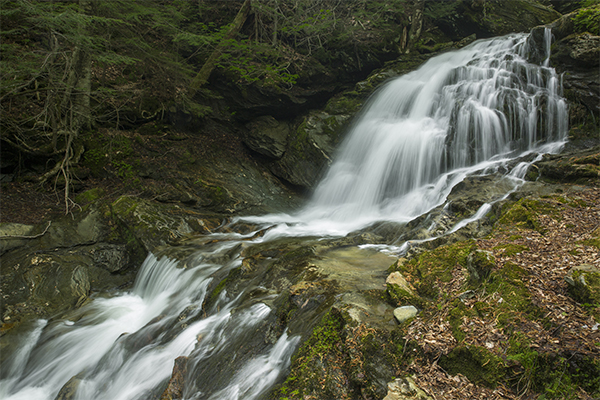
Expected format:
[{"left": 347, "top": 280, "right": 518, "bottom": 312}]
[{"left": 1, "top": 31, "right": 569, "bottom": 400}]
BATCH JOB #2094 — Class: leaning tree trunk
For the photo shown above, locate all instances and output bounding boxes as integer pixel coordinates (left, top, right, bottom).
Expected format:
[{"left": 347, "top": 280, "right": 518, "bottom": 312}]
[{"left": 189, "top": 0, "right": 252, "bottom": 94}]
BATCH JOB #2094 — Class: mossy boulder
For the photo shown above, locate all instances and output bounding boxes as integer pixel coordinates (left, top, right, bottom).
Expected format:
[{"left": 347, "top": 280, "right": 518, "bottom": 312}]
[
  {"left": 466, "top": 249, "right": 495, "bottom": 284},
  {"left": 272, "top": 307, "right": 404, "bottom": 400},
  {"left": 439, "top": 345, "right": 506, "bottom": 388},
  {"left": 565, "top": 264, "right": 600, "bottom": 305},
  {"left": 496, "top": 197, "right": 558, "bottom": 234},
  {"left": 110, "top": 195, "right": 220, "bottom": 253},
  {"left": 393, "top": 240, "right": 476, "bottom": 300}
]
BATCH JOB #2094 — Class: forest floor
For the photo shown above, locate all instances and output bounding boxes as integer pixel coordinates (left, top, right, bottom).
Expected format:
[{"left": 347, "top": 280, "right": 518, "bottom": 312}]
[
  {"left": 0, "top": 120, "right": 248, "bottom": 225},
  {"left": 402, "top": 186, "right": 600, "bottom": 399}
]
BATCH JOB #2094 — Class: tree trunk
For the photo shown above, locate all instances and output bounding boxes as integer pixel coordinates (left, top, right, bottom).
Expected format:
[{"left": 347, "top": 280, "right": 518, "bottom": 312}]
[{"left": 189, "top": 0, "right": 252, "bottom": 94}]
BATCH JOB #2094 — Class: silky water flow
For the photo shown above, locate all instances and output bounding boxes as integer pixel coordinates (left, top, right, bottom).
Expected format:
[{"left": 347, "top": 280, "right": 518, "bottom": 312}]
[{"left": 1, "top": 30, "right": 567, "bottom": 400}]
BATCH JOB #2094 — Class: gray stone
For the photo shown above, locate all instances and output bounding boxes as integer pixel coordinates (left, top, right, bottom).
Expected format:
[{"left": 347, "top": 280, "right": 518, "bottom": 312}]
[
  {"left": 393, "top": 305, "right": 418, "bottom": 323},
  {"left": 54, "top": 375, "right": 82, "bottom": 400},
  {"left": 386, "top": 271, "right": 415, "bottom": 296},
  {"left": 90, "top": 244, "right": 130, "bottom": 273},
  {"left": 383, "top": 376, "right": 432, "bottom": 400},
  {"left": 271, "top": 110, "right": 349, "bottom": 188}
]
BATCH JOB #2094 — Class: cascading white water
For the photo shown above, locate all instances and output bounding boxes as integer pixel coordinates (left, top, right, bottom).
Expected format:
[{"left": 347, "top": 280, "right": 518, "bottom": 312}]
[
  {"left": 1, "top": 245, "right": 299, "bottom": 400},
  {"left": 241, "top": 31, "right": 566, "bottom": 239},
  {"left": 1, "top": 31, "right": 568, "bottom": 400},
  {"left": 304, "top": 31, "right": 566, "bottom": 226}
]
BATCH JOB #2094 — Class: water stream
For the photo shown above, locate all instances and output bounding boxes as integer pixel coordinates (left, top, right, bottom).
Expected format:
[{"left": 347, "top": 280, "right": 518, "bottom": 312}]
[{"left": 1, "top": 30, "right": 568, "bottom": 400}]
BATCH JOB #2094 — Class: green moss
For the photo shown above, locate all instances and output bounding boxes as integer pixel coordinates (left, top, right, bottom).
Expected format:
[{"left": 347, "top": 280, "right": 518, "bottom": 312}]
[
  {"left": 449, "top": 299, "right": 472, "bottom": 342},
  {"left": 324, "top": 94, "right": 362, "bottom": 115},
  {"left": 108, "top": 198, "right": 147, "bottom": 267},
  {"left": 497, "top": 198, "right": 559, "bottom": 234},
  {"left": 467, "top": 249, "right": 495, "bottom": 284},
  {"left": 580, "top": 238, "right": 600, "bottom": 250},
  {"left": 74, "top": 188, "right": 106, "bottom": 205},
  {"left": 82, "top": 132, "right": 136, "bottom": 179},
  {"left": 485, "top": 262, "right": 542, "bottom": 326},
  {"left": 273, "top": 309, "right": 345, "bottom": 399},
  {"left": 505, "top": 332, "right": 600, "bottom": 398},
  {"left": 493, "top": 243, "right": 529, "bottom": 257},
  {"left": 400, "top": 240, "right": 476, "bottom": 300},
  {"left": 386, "top": 283, "right": 427, "bottom": 309},
  {"left": 439, "top": 345, "right": 505, "bottom": 388},
  {"left": 195, "top": 179, "right": 229, "bottom": 205},
  {"left": 568, "top": 269, "right": 600, "bottom": 304},
  {"left": 574, "top": 4, "right": 600, "bottom": 35},
  {"left": 207, "top": 267, "right": 243, "bottom": 306}
]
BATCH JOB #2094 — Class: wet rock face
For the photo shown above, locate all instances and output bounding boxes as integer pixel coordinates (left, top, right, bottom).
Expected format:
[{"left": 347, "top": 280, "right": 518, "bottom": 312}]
[
  {"left": 543, "top": 9, "right": 600, "bottom": 143},
  {"left": 244, "top": 116, "right": 290, "bottom": 159},
  {"left": 555, "top": 33, "right": 600, "bottom": 67},
  {"left": 534, "top": 146, "right": 600, "bottom": 185},
  {"left": 160, "top": 356, "right": 188, "bottom": 400},
  {"left": 54, "top": 375, "right": 82, "bottom": 400},
  {"left": 0, "top": 199, "right": 224, "bottom": 329},
  {"left": 270, "top": 110, "right": 349, "bottom": 188},
  {"left": 0, "top": 243, "right": 134, "bottom": 325}
]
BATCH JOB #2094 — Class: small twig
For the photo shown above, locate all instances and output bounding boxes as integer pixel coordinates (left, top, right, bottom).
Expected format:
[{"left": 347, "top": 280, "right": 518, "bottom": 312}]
[{"left": 0, "top": 221, "right": 52, "bottom": 240}]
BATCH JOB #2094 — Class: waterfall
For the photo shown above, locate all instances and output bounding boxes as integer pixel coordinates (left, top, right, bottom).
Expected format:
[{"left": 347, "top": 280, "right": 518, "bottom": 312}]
[
  {"left": 1, "top": 31, "right": 568, "bottom": 400},
  {"left": 300, "top": 32, "right": 566, "bottom": 231}
]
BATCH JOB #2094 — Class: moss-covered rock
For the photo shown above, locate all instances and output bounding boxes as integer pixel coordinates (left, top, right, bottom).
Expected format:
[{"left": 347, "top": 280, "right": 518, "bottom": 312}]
[
  {"left": 534, "top": 146, "right": 600, "bottom": 185},
  {"left": 440, "top": 345, "right": 506, "bottom": 387},
  {"left": 486, "top": 261, "right": 542, "bottom": 326},
  {"left": 565, "top": 264, "right": 600, "bottom": 305},
  {"left": 272, "top": 307, "right": 404, "bottom": 400},
  {"left": 466, "top": 249, "right": 495, "bottom": 284},
  {"left": 394, "top": 240, "right": 475, "bottom": 300},
  {"left": 497, "top": 197, "right": 559, "bottom": 234}
]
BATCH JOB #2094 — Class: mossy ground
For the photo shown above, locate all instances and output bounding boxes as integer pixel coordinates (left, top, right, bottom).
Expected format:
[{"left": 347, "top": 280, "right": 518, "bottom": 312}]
[{"left": 394, "top": 188, "right": 600, "bottom": 399}]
